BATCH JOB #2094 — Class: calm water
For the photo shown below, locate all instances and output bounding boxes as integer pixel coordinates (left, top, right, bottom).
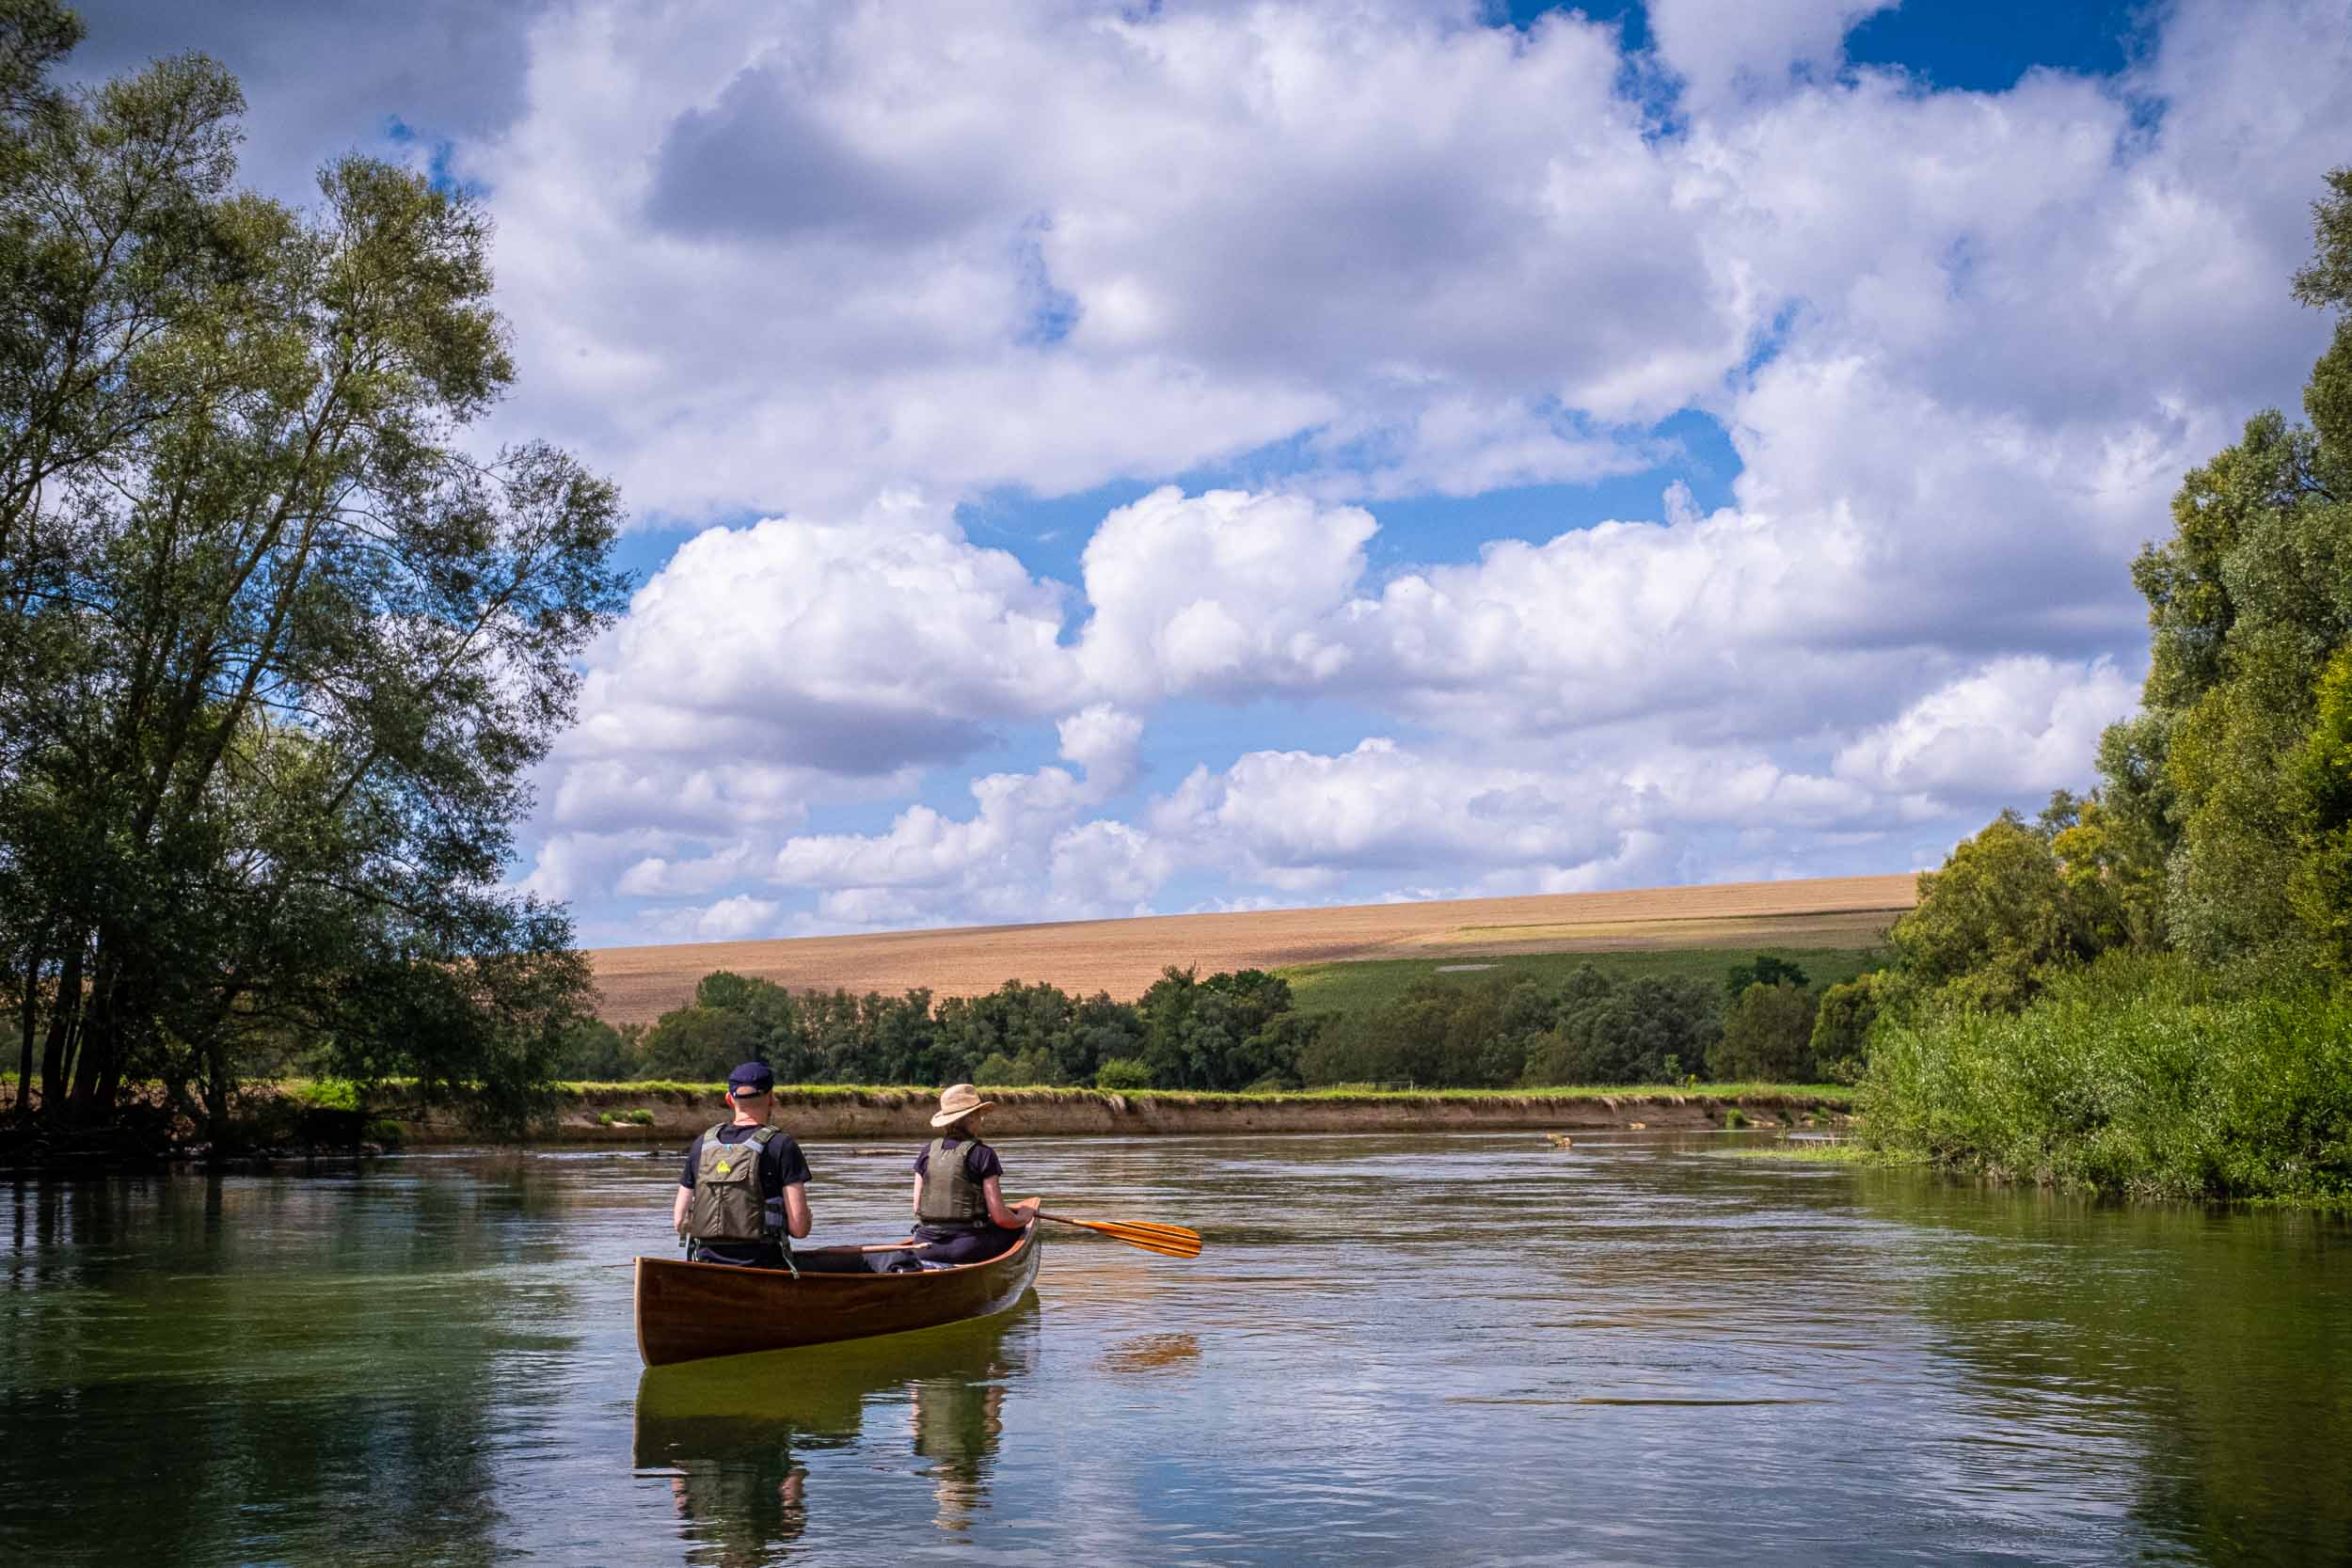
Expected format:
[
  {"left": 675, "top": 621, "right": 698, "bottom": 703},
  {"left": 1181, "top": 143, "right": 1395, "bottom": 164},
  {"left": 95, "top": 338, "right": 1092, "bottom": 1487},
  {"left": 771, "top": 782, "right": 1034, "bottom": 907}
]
[{"left": 4, "top": 1131, "right": 2348, "bottom": 1567}]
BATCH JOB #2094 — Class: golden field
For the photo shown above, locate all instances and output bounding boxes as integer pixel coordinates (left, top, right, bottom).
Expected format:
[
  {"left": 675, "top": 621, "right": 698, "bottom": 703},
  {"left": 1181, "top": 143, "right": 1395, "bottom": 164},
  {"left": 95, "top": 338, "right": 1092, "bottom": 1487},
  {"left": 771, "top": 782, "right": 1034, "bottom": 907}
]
[{"left": 588, "top": 873, "right": 1917, "bottom": 1025}]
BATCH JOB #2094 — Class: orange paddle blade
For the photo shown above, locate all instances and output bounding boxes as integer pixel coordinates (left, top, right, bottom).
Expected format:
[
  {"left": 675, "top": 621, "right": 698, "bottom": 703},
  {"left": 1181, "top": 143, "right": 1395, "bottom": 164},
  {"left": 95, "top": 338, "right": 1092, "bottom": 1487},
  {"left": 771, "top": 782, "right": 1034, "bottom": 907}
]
[{"left": 1038, "top": 1212, "right": 1203, "bottom": 1259}]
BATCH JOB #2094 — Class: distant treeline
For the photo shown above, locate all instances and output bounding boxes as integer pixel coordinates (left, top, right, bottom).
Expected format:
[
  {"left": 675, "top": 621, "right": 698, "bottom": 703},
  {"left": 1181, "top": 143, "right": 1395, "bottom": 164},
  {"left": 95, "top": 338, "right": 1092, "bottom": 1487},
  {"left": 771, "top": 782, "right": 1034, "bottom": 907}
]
[{"left": 562, "top": 951, "right": 1866, "bottom": 1092}]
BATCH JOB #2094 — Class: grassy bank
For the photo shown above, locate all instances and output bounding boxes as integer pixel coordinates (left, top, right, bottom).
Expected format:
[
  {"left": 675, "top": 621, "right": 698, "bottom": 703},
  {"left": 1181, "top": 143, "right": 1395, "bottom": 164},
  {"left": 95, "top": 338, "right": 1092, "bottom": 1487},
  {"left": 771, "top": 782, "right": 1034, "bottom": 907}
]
[
  {"left": 367, "top": 1079, "right": 1856, "bottom": 1144},
  {"left": 1860, "top": 956, "right": 2352, "bottom": 1205},
  {"left": 1279, "top": 945, "right": 1883, "bottom": 1018}
]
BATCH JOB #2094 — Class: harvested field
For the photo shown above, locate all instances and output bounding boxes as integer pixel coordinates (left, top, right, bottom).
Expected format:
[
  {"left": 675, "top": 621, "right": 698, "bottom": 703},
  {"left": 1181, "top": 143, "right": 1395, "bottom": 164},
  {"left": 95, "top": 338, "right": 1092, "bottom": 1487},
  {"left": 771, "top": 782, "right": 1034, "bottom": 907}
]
[{"left": 588, "top": 873, "right": 1915, "bottom": 1026}]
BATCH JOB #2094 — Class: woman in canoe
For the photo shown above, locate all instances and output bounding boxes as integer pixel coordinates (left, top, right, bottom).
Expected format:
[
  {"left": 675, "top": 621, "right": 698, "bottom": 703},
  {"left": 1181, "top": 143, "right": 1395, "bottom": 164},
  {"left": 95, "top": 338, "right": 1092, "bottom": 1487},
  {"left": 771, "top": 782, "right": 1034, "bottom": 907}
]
[{"left": 910, "top": 1084, "right": 1041, "bottom": 1265}]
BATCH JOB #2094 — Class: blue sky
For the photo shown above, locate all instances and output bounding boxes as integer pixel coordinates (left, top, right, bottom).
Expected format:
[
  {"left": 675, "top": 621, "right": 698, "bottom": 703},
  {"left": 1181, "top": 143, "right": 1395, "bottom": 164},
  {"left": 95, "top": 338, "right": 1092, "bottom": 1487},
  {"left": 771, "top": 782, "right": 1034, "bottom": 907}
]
[{"left": 73, "top": 0, "right": 2351, "bottom": 944}]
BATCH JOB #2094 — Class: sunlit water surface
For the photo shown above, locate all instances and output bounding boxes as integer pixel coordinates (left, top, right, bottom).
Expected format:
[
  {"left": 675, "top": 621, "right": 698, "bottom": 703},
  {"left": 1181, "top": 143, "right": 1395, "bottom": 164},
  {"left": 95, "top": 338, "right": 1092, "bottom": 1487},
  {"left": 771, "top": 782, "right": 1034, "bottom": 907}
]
[{"left": 5, "top": 1131, "right": 2348, "bottom": 1566}]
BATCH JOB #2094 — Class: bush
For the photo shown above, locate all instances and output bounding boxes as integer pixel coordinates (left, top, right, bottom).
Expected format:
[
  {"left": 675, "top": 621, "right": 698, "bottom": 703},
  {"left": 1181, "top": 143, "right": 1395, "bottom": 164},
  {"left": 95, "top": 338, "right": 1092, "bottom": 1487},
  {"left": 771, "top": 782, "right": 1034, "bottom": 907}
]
[
  {"left": 1861, "top": 953, "right": 2352, "bottom": 1201},
  {"left": 972, "top": 1048, "right": 1063, "bottom": 1085},
  {"left": 1094, "top": 1056, "right": 1154, "bottom": 1090}
]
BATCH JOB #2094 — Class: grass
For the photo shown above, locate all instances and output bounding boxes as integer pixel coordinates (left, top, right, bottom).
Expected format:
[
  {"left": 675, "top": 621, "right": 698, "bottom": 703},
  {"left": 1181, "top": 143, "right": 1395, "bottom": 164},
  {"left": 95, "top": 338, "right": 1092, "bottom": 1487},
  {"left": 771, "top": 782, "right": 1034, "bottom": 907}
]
[
  {"left": 1278, "top": 945, "right": 1886, "bottom": 1019},
  {"left": 1716, "top": 1142, "right": 1882, "bottom": 1163}
]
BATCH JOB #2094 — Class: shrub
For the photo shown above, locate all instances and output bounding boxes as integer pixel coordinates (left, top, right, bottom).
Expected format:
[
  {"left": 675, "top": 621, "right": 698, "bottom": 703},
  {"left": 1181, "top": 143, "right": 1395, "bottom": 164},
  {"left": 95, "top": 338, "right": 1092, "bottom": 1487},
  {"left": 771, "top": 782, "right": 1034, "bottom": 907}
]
[
  {"left": 1094, "top": 1057, "right": 1155, "bottom": 1090},
  {"left": 1861, "top": 953, "right": 2352, "bottom": 1201}
]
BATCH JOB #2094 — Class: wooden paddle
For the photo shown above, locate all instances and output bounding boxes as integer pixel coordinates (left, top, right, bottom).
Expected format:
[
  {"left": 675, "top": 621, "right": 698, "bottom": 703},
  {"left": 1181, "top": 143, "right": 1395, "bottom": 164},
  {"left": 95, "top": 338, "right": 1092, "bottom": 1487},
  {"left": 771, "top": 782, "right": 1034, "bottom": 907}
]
[{"left": 1038, "top": 1211, "right": 1202, "bottom": 1259}]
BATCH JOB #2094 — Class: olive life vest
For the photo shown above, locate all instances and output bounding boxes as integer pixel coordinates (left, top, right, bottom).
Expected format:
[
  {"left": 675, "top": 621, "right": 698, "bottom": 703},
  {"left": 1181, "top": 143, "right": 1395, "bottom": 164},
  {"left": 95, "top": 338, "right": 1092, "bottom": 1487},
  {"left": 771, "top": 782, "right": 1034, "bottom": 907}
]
[
  {"left": 687, "top": 1123, "right": 783, "bottom": 1244},
  {"left": 915, "top": 1135, "right": 990, "bottom": 1232}
]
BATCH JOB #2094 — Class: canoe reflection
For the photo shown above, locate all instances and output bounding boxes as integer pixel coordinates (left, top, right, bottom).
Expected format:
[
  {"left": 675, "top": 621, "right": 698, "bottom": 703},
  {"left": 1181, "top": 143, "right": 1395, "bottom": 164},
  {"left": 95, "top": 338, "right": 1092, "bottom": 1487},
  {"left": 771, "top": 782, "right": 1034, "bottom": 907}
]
[{"left": 633, "top": 1292, "right": 1039, "bottom": 1558}]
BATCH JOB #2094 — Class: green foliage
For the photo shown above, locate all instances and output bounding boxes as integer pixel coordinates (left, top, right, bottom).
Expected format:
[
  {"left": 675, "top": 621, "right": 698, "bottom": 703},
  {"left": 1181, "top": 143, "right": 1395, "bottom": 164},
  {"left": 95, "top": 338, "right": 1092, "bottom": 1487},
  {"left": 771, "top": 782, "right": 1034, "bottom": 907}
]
[
  {"left": 637, "top": 1006, "right": 759, "bottom": 1083},
  {"left": 551, "top": 1018, "right": 635, "bottom": 1082},
  {"left": 1857, "top": 173, "right": 2352, "bottom": 1203},
  {"left": 1518, "top": 970, "right": 1723, "bottom": 1087},
  {"left": 1280, "top": 945, "right": 1883, "bottom": 1018},
  {"left": 1862, "top": 954, "right": 2352, "bottom": 1201},
  {"left": 1726, "top": 954, "right": 1808, "bottom": 997},
  {"left": 1709, "top": 982, "right": 1820, "bottom": 1082},
  {"left": 1888, "top": 813, "right": 2109, "bottom": 1011},
  {"left": 971, "top": 1048, "right": 1059, "bottom": 1086},
  {"left": 2103, "top": 168, "right": 2352, "bottom": 970},
  {"left": 1808, "top": 972, "right": 1885, "bottom": 1083},
  {"left": 1136, "top": 966, "right": 1314, "bottom": 1090},
  {"left": 0, "top": 21, "right": 625, "bottom": 1134},
  {"left": 1298, "top": 964, "right": 1724, "bottom": 1090},
  {"left": 1092, "top": 1056, "right": 1154, "bottom": 1090},
  {"left": 2287, "top": 647, "right": 2352, "bottom": 971}
]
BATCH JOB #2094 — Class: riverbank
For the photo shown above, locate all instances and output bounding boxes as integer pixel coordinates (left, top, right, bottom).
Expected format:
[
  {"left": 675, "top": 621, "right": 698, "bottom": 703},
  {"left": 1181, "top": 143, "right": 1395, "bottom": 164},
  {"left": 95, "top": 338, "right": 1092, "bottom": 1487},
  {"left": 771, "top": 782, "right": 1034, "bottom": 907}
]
[{"left": 392, "top": 1081, "right": 1855, "bottom": 1145}]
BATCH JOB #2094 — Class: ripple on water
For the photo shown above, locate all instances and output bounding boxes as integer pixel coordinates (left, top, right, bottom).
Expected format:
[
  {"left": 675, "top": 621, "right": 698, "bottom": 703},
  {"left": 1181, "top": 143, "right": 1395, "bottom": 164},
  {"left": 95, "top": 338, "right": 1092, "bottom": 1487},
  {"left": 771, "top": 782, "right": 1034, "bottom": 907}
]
[{"left": 4, "top": 1135, "right": 2350, "bottom": 1566}]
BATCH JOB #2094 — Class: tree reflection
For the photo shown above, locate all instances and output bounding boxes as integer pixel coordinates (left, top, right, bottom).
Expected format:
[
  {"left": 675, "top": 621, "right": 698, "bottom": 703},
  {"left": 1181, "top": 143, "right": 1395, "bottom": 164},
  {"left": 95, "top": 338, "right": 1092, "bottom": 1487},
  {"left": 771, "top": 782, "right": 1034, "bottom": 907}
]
[
  {"left": 633, "top": 1295, "right": 1038, "bottom": 1561},
  {"left": 1, "top": 1163, "right": 586, "bottom": 1564},
  {"left": 1853, "top": 1173, "right": 2352, "bottom": 1565}
]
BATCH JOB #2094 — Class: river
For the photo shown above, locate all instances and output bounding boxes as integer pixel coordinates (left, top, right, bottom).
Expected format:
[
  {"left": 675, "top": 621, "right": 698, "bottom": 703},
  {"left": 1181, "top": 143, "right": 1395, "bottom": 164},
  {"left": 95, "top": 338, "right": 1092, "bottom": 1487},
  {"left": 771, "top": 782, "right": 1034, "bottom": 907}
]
[{"left": 3, "top": 1131, "right": 2347, "bottom": 1566}]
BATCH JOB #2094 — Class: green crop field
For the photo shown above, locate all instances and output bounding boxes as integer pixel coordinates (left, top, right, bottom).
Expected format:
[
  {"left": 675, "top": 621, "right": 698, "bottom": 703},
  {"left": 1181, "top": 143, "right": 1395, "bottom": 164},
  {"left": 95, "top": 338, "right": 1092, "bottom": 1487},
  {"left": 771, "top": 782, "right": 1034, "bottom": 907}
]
[{"left": 1277, "top": 944, "right": 1886, "bottom": 1018}]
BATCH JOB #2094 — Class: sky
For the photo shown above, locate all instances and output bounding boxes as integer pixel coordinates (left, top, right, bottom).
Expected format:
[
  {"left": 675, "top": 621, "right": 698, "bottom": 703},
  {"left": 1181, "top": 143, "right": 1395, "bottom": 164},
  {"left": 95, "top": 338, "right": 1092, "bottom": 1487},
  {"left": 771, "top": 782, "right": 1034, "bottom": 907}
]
[{"left": 64, "top": 0, "right": 2352, "bottom": 946}]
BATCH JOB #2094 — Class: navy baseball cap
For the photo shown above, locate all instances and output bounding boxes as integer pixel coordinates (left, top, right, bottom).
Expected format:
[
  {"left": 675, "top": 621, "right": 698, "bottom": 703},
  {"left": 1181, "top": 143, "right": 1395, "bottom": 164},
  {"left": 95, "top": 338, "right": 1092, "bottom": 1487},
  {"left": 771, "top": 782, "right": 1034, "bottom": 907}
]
[{"left": 726, "top": 1062, "right": 774, "bottom": 1097}]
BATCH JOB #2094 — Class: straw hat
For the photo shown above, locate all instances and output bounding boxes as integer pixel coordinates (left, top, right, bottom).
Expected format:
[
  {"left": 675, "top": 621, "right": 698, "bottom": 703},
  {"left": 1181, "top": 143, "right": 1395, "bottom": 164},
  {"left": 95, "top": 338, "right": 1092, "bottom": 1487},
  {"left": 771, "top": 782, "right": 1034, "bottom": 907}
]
[{"left": 930, "top": 1083, "right": 996, "bottom": 1129}]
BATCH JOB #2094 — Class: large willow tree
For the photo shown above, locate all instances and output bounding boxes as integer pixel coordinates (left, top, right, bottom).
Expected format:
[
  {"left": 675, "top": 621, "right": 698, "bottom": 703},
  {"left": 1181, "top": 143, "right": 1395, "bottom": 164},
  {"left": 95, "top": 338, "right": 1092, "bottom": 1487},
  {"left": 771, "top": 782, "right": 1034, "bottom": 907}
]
[{"left": 0, "top": 1, "right": 628, "bottom": 1134}]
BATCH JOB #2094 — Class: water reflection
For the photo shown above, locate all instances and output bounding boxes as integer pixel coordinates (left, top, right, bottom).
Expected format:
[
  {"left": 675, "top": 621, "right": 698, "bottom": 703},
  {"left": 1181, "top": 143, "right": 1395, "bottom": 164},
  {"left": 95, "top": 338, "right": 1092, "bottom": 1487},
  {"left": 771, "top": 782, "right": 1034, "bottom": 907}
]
[
  {"left": 1847, "top": 1174, "right": 2352, "bottom": 1566},
  {"left": 633, "top": 1297, "right": 1038, "bottom": 1560},
  {"left": 8, "top": 1139, "right": 2352, "bottom": 1566}
]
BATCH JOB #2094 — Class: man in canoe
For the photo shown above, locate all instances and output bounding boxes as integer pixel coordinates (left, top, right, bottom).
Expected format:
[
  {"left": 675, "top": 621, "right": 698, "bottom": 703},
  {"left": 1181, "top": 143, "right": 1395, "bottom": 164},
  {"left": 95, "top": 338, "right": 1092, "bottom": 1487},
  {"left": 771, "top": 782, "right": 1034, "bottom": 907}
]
[
  {"left": 672, "top": 1062, "right": 814, "bottom": 1268},
  {"left": 910, "top": 1084, "right": 1041, "bottom": 1265}
]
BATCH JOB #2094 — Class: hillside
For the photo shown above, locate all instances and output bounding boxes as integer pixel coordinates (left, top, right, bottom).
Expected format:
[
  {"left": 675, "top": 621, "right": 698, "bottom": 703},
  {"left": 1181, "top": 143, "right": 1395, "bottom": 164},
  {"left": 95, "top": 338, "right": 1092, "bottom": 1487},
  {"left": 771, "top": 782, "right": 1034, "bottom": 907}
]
[{"left": 587, "top": 873, "right": 1916, "bottom": 1025}]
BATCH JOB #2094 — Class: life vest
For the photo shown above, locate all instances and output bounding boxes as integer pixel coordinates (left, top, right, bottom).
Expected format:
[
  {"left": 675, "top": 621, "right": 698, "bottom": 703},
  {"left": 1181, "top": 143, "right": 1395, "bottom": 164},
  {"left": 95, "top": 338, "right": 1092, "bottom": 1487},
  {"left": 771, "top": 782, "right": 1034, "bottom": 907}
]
[
  {"left": 687, "top": 1123, "right": 782, "bottom": 1244},
  {"left": 915, "top": 1135, "right": 990, "bottom": 1231}
]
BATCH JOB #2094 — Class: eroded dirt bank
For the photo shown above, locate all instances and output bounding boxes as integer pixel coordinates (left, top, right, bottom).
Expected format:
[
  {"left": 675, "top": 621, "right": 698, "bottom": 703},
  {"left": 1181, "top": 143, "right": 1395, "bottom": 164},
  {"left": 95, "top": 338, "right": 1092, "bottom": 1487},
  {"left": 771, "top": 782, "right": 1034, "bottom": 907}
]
[{"left": 389, "top": 1085, "right": 1852, "bottom": 1145}]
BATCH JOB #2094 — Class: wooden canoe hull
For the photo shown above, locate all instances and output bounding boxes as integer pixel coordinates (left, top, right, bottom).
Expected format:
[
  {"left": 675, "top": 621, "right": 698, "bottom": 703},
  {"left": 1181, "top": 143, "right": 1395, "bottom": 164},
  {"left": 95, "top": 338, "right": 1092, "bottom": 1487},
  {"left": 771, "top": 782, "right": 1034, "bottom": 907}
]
[{"left": 633, "top": 1225, "right": 1041, "bottom": 1368}]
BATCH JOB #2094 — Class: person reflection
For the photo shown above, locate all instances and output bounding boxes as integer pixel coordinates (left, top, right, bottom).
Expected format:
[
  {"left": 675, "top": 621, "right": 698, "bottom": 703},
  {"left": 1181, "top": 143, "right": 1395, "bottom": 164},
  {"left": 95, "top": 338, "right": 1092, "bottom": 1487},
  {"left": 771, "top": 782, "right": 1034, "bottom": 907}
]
[
  {"left": 664, "top": 1454, "right": 806, "bottom": 1566},
  {"left": 637, "top": 1301, "right": 1038, "bottom": 1560},
  {"left": 909, "top": 1371, "right": 1007, "bottom": 1534}
]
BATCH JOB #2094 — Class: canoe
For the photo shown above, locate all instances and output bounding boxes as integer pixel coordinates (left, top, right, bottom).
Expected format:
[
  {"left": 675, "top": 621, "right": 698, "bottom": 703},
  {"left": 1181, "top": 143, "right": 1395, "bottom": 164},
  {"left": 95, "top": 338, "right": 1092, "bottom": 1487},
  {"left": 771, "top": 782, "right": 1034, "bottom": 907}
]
[{"left": 633, "top": 1223, "right": 1041, "bottom": 1368}]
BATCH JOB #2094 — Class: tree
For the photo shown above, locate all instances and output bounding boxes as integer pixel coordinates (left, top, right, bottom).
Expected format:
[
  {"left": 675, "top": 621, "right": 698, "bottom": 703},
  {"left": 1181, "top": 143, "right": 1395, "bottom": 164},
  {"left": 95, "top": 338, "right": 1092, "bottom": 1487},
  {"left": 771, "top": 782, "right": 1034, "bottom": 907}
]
[
  {"left": 1726, "top": 954, "right": 1809, "bottom": 998},
  {"left": 2287, "top": 648, "right": 2352, "bottom": 971},
  {"left": 1808, "top": 972, "right": 1883, "bottom": 1083},
  {"left": 0, "top": 18, "right": 627, "bottom": 1132},
  {"left": 1518, "top": 972, "right": 1721, "bottom": 1086},
  {"left": 1709, "top": 982, "right": 1819, "bottom": 1082},
  {"left": 2092, "top": 166, "right": 2352, "bottom": 970},
  {"left": 1888, "top": 814, "right": 2096, "bottom": 1011},
  {"left": 551, "top": 1018, "right": 635, "bottom": 1082},
  {"left": 1136, "top": 967, "right": 1309, "bottom": 1090},
  {"left": 638, "top": 1006, "right": 759, "bottom": 1083}
]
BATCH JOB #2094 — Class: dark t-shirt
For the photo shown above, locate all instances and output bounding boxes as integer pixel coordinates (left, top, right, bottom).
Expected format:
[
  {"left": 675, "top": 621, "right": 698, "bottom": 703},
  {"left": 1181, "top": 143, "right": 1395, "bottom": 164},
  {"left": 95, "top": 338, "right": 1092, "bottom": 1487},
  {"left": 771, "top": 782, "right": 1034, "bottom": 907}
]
[{"left": 681, "top": 1123, "right": 811, "bottom": 1265}]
